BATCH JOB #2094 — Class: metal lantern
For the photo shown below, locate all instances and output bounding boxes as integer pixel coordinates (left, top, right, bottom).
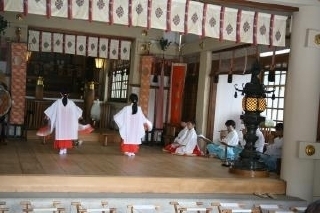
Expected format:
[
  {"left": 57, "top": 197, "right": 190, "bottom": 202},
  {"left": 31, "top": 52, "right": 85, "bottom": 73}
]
[
  {"left": 231, "top": 59, "right": 275, "bottom": 177},
  {"left": 242, "top": 97, "right": 266, "bottom": 112}
]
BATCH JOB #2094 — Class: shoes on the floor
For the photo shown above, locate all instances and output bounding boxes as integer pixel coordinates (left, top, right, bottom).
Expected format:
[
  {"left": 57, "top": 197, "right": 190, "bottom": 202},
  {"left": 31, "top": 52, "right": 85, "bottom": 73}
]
[
  {"left": 59, "top": 149, "right": 67, "bottom": 155},
  {"left": 124, "top": 152, "right": 135, "bottom": 156}
]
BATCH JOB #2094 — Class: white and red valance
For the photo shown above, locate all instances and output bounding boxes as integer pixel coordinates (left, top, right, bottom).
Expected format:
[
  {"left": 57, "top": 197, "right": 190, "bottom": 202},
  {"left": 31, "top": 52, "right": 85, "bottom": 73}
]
[
  {"left": 28, "top": 29, "right": 132, "bottom": 60},
  {"left": 3, "top": 0, "right": 288, "bottom": 46}
]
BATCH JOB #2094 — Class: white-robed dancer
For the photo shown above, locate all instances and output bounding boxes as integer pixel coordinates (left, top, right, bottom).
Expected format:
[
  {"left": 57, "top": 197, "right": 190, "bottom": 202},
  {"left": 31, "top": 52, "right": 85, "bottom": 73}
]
[
  {"left": 44, "top": 90, "right": 82, "bottom": 155},
  {"left": 114, "top": 93, "right": 152, "bottom": 156}
]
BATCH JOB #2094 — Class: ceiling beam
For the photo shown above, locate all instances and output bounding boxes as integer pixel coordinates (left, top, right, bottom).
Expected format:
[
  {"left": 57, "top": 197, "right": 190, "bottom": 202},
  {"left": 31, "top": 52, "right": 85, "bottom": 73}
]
[{"left": 199, "top": 0, "right": 299, "bottom": 14}]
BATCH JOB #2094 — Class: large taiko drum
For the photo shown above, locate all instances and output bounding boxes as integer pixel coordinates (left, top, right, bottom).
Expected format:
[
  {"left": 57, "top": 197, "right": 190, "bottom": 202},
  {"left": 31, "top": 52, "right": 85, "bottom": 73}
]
[{"left": 0, "top": 85, "right": 11, "bottom": 117}]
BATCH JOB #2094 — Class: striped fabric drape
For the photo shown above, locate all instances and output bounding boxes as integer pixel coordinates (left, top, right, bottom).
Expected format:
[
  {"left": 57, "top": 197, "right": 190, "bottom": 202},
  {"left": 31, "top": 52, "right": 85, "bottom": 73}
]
[{"left": 2, "top": 0, "right": 288, "bottom": 46}]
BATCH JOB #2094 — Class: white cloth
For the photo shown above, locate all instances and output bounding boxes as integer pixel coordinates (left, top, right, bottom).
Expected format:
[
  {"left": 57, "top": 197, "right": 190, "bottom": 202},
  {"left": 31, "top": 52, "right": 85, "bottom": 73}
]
[
  {"left": 174, "top": 126, "right": 188, "bottom": 144},
  {"left": 221, "top": 129, "right": 239, "bottom": 146},
  {"left": 90, "top": 99, "right": 101, "bottom": 121},
  {"left": 114, "top": 104, "right": 152, "bottom": 145},
  {"left": 175, "top": 128, "right": 198, "bottom": 155},
  {"left": 44, "top": 98, "right": 82, "bottom": 140},
  {"left": 241, "top": 129, "right": 265, "bottom": 153},
  {"left": 264, "top": 136, "right": 283, "bottom": 158},
  {"left": 254, "top": 129, "right": 265, "bottom": 153}
]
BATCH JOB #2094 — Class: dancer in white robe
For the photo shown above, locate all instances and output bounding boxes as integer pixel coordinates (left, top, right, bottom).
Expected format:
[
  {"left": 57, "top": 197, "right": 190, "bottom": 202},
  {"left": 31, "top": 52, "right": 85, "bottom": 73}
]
[
  {"left": 44, "top": 90, "right": 82, "bottom": 155},
  {"left": 114, "top": 93, "right": 152, "bottom": 156}
]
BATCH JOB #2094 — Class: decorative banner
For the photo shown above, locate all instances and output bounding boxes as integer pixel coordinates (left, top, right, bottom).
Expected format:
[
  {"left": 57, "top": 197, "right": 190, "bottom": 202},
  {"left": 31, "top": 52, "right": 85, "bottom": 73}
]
[
  {"left": 28, "top": 30, "right": 40, "bottom": 52},
  {"left": 3, "top": 0, "right": 23, "bottom": 12},
  {"left": 222, "top": 7, "right": 238, "bottom": 42},
  {"left": 109, "top": 39, "right": 119, "bottom": 59},
  {"left": 41, "top": 32, "right": 52, "bottom": 52},
  {"left": 150, "top": 0, "right": 168, "bottom": 30},
  {"left": 170, "top": 0, "right": 186, "bottom": 33},
  {"left": 98, "top": 38, "right": 109, "bottom": 58},
  {"left": 4, "top": 1, "right": 288, "bottom": 47},
  {"left": 120, "top": 40, "right": 131, "bottom": 60},
  {"left": 131, "top": 0, "right": 149, "bottom": 28},
  {"left": 256, "top": 13, "right": 271, "bottom": 46},
  {"left": 169, "top": 63, "right": 186, "bottom": 125},
  {"left": 112, "top": 0, "right": 129, "bottom": 26},
  {"left": 88, "top": 37, "right": 99, "bottom": 57},
  {"left": 139, "top": 56, "right": 154, "bottom": 116},
  {"left": 4, "top": 1, "right": 289, "bottom": 47},
  {"left": 51, "top": 0, "right": 68, "bottom": 18},
  {"left": 272, "top": 15, "right": 287, "bottom": 47},
  {"left": 186, "top": 1, "right": 203, "bottom": 36},
  {"left": 10, "top": 43, "right": 27, "bottom": 125},
  {"left": 91, "top": 0, "right": 110, "bottom": 22},
  {"left": 72, "top": 0, "right": 89, "bottom": 20},
  {"left": 204, "top": 4, "right": 220, "bottom": 39},
  {"left": 53, "top": 33, "right": 64, "bottom": 53},
  {"left": 239, "top": 10, "right": 254, "bottom": 44},
  {"left": 76, "top": 35, "right": 87, "bottom": 56},
  {"left": 65, "top": 34, "right": 76, "bottom": 54},
  {"left": 29, "top": 0, "right": 47, "bottom": 15}
]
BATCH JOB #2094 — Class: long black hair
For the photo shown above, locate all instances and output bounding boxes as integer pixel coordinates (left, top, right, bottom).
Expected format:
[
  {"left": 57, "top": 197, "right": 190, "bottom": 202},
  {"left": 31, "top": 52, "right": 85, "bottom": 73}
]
[
  {"left": 61, "top": 90, "right": 69, "bottom": 106},
  {"left": 129, "top": 93, "right": 138, "bottom": 115}
]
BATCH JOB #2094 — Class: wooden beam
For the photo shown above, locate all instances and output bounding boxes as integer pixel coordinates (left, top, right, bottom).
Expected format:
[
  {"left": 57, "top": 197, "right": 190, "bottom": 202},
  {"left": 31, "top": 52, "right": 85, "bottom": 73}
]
[{"left": 199, "top": 0, "right": 299, "bottom": 13}]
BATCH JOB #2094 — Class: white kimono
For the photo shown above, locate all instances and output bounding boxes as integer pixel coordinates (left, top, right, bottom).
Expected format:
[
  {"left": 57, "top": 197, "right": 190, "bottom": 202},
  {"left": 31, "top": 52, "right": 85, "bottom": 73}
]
[
  {"left": 44, "top": 98, "right": 82, "bottom": 140},
  {"left": 174, "top": 126, "right": 188, "bottom": 144},
  {"left": 114, "top": 104, "right": 152, "bottom": 145},
  {"left": 175, "top": 128, "right": 198, "bottom": 155}
]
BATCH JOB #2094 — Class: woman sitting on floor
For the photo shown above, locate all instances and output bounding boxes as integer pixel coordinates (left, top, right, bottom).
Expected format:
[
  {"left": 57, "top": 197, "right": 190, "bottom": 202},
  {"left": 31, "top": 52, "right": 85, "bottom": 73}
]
[{"left": 163, "top": 120, "right": 202, "bottom": 156}]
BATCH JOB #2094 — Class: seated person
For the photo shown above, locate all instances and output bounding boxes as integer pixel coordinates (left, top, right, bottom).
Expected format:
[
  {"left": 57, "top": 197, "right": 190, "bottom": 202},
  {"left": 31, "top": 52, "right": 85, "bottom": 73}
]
[
  {"left": 206, "top": 119, "right": 241, "bottom": 160},
  {"left": 240, "top": 127, "right": 265, "bottom": 153},
  {"left": 259, "top": 123, "right": 284, "bottom": 172},
  {"left": 164, "top": 121, "right": 201, "bottom": 156},
  {"left": 162, "top": 120, "right": 188, "bottom": 152}
]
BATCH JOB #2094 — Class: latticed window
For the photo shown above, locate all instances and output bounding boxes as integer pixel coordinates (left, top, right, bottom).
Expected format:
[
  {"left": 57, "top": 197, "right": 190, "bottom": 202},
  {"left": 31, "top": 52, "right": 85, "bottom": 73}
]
[
  {"left": 108, "top": 60, "right": 130, "bottom": 102},
  {"left": 262, "top": 63, "right": 287, "bottom": 124}
]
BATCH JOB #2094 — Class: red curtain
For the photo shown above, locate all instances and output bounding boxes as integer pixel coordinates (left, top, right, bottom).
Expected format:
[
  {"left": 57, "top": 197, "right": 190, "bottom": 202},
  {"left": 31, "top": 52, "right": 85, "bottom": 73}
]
[{"left": 169, "top": 63, "right": 187, "bottom": 125}]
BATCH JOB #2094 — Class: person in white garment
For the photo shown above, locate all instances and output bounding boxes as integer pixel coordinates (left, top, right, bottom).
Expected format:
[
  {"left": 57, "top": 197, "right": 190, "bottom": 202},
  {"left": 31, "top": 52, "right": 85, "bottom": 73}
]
[
  {"left": 240, "top": 128, "right": 265, "bottom": 153},
  {"left": 44, "top": 90, "right": 82, "bottom": 155},
  {"left": 162, "top": 120, "right": 188, "bottom": 153},
  {"left": 259, "top": 123, "right": 284, "bottom": 172},
  {"left": 174, "top": 120, "right": 201, "bottom": 156},
  {"left": 206, "top": 120, "right": 240, "bottom": 160},
  {"left": 113, "top": 93, "right": 152, "bottom": 156}
]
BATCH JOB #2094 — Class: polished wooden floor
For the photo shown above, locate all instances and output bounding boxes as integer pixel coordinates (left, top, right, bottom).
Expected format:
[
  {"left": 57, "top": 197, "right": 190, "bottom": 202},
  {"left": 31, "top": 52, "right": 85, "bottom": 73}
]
[{"left": 0, "top": 135, "right": 286, "bottom": 195}]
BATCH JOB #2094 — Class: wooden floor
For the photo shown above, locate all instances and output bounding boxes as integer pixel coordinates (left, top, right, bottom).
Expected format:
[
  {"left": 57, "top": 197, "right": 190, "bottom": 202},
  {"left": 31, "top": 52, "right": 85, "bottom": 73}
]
[{"left": 0, "top": 135, "right": 286, "bottom": 195}]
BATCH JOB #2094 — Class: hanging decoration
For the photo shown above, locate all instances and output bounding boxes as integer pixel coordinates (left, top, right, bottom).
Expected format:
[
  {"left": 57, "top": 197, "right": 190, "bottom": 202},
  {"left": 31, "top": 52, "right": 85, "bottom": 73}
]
[
  {"left": 268, "top": 47, "right": 276, "bottom": 82},
  {"left": 27, "top": 29, "right": 132, "bottom": 60},
  {"left": 227, "top": 51, "right": 235, "bottom": 83},
  {"left": 1, "top": 1, "right": 288, "bottom": 47}
]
